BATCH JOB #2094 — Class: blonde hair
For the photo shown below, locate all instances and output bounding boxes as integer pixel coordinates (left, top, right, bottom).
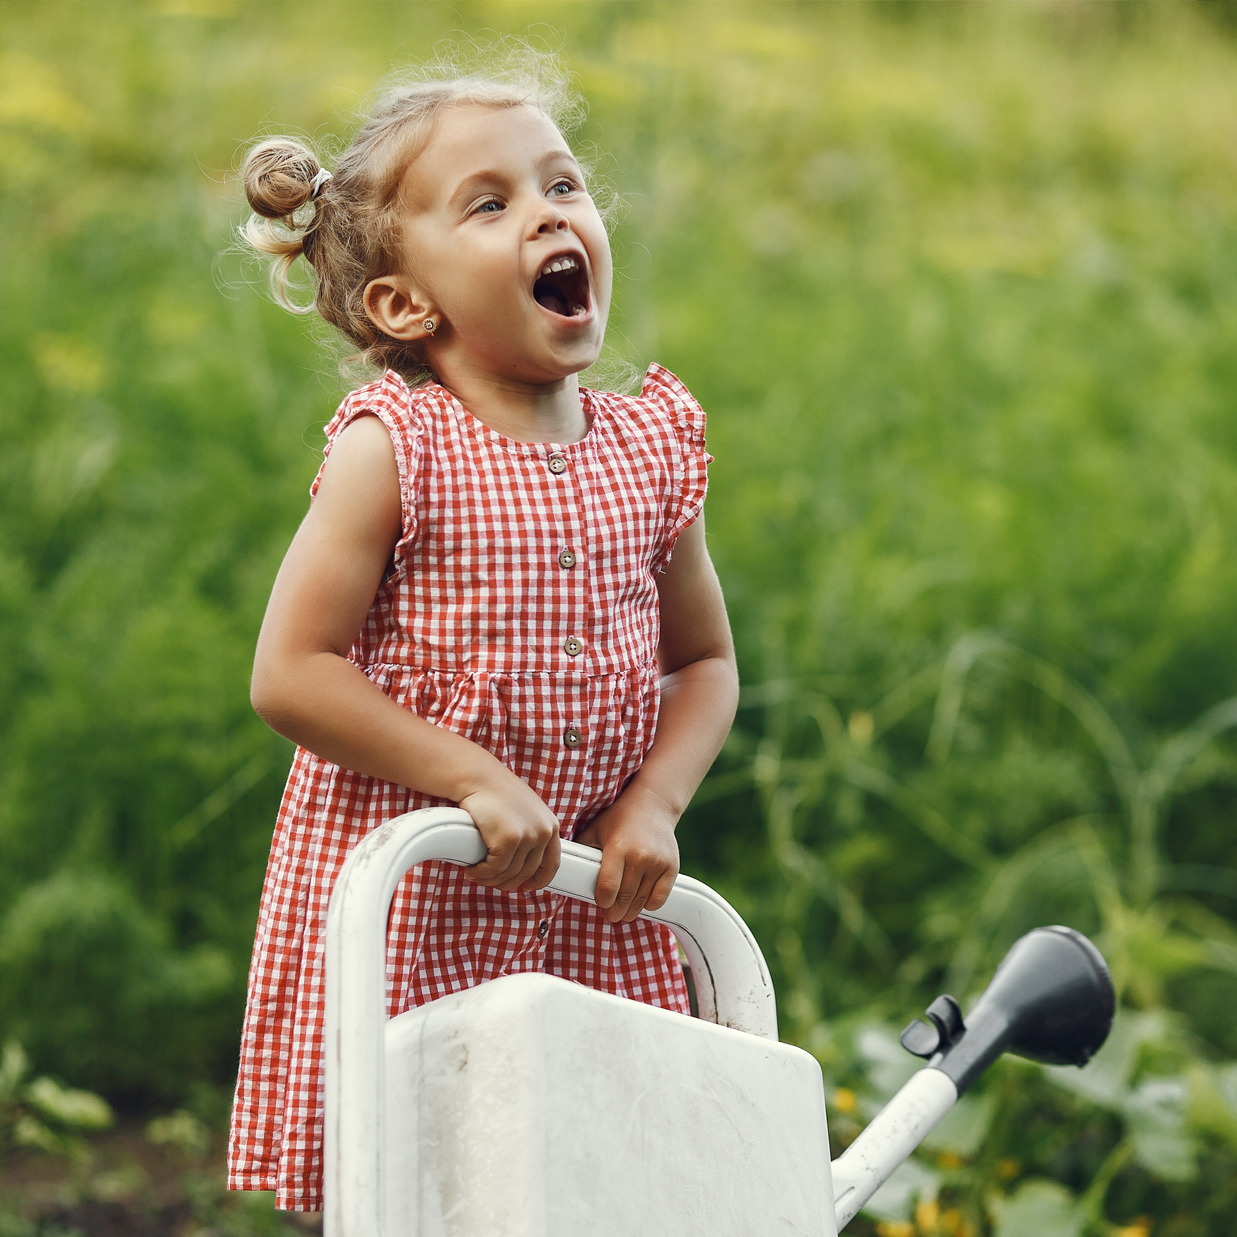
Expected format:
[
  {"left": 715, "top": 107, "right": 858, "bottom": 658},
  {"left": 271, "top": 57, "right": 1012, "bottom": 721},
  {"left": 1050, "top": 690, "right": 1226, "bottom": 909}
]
[{"left": 239, "top": 49, "right": 586, "bottom": 384}]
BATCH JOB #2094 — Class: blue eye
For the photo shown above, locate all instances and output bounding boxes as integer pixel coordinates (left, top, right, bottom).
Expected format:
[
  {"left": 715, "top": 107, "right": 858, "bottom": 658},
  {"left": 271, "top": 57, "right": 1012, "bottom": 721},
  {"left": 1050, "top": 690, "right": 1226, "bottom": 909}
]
[
  {"left": 476, "top": 199, "right": 503, "bottom": 214},
  {"left": 549, "top": 181, "right": 574, "bottom": 197}
]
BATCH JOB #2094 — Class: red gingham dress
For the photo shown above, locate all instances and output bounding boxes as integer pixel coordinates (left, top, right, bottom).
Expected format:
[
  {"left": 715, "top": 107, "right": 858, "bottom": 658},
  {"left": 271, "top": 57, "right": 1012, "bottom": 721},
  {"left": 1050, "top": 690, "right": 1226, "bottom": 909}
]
[{"left": 227, "top": 364, "right": 709, "bottom": 1210}]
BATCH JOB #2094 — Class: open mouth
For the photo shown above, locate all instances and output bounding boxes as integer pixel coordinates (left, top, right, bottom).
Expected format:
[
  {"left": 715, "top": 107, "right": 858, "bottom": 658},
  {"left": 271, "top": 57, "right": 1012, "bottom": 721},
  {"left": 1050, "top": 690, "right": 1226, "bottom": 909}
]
[{"left": 533, "top": 255, "right": 590, "bottom": 318}]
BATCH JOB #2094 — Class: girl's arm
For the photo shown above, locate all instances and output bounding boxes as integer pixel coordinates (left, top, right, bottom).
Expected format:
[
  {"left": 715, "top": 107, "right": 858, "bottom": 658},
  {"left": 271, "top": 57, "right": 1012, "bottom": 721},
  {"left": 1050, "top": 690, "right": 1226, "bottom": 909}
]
[
  {"left": 250, "top": 415, "right": 561, "bottom": 891},
  {"left": 575, "top": 516, "right": 739, "bottom": 923}
]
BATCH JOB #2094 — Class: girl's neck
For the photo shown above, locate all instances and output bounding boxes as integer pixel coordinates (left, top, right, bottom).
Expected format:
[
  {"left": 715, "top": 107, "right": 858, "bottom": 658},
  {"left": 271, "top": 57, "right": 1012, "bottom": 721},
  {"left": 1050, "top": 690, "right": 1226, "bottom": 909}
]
[{"left": 434, "top": 368, "right": 589, "bottom": 445}]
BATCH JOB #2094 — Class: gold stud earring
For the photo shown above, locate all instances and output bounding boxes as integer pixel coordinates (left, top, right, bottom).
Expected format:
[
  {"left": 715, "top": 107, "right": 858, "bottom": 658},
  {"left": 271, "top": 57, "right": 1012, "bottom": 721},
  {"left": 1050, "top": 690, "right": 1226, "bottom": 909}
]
[{"left": 423, "top": 319, "right": 436, "bottom": 336}]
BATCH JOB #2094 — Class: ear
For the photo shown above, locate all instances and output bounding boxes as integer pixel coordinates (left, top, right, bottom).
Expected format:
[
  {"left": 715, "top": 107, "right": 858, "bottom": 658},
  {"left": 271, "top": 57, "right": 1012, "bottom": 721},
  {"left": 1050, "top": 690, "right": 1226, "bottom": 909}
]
[{"left": 363, "top": 275, "right": 438, "bottom": 341}]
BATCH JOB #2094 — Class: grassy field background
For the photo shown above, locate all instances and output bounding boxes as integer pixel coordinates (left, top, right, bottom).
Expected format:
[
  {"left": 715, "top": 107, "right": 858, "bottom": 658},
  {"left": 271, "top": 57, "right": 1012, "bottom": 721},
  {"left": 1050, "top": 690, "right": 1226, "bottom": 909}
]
[{"left": 4, "top": 2, "right": 1237, "bottom": 1233}]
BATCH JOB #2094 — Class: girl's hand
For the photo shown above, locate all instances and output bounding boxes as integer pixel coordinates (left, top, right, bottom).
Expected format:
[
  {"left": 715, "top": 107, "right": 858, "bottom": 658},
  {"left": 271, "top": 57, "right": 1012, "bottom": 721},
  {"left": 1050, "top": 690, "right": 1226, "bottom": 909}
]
[
  {"left": 459, "top": 778, "right": 562, "bottom": 893},
  {"left": 574, "top": 788, "right": 680, "bottom": 924}
]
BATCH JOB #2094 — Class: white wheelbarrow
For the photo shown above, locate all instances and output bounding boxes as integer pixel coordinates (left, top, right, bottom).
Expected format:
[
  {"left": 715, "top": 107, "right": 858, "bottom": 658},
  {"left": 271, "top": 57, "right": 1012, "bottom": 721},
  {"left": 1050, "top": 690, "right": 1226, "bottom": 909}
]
[{"left": 324, "top": 808, "right": 1114, "bottom": 1236}]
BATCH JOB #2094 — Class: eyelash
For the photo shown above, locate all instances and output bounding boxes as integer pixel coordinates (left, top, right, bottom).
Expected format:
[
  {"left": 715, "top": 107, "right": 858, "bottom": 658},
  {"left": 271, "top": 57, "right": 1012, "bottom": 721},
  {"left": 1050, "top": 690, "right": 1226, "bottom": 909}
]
[{"left": 470, "top": 180, "right": 579, "bottom": 217}]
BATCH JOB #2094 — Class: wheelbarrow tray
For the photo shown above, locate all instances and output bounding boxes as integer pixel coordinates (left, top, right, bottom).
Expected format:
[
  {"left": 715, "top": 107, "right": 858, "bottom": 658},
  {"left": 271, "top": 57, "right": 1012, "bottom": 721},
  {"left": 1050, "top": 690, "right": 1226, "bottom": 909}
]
[
  {"left": 384, "top": 971, "right": 836, "bottom": 1237},
  {"left": 328, "top": 812, "right": 1114, "bottom": 1236}
]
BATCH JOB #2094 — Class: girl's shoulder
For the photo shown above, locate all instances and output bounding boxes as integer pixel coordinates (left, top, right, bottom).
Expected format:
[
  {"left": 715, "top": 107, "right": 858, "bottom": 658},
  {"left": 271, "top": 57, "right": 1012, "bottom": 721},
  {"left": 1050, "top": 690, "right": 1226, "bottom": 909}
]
[
  {"left": 322, "top": 369, "right": 432, "bottom": 444},
  {"left": 591, "top": 363, "right": 707, "bottom": 449},
  {"left": 598, "top": 366, "right": 711, "bottom": 571},
  {"left": 311, "top": 370, "right": 434, "bottom": 502}
]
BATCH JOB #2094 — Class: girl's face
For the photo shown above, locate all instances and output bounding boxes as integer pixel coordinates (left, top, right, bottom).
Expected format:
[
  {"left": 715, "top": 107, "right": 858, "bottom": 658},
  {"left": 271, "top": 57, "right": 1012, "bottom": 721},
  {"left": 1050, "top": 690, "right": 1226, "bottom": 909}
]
[{"left": 382, "top": 103, "right": 613, "bottom": 387}]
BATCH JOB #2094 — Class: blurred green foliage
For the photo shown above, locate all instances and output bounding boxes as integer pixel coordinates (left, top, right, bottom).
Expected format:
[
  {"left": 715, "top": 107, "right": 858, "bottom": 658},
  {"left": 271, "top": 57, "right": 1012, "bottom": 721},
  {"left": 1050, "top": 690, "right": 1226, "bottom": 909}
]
[
  {"left": 3, "top": 1, "right": 1237, "bottom": 1232},
  {"left": 0, "top": 1040, "right": 112, "bottom": 1163}
]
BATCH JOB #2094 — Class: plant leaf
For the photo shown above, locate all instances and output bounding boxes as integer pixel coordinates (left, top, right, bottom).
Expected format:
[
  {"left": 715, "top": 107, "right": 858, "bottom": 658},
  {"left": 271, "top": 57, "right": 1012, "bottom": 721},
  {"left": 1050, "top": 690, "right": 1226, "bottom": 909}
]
[
  {"left": 24, "top": 1076, "right": 113, "bottom": 1130},
  {"left": 12, "top": 1113, "right": 62, "bottom": 1154},
  {"left": 1043, "top": 1009, "right": 1167, "bottom": 1108},
  {"left": 989, "top": 1179, "right": 1086, "bottom": 1237},
  {"left": 861, "top": 1157, "right": 939, "bottom": 1222},
  {"left": 921, "top": 1092, "right": 997, "bottom": 1158},
  {"left": 145, "top": 1109, "right": 209, "bottom": 1156},
  {"left": 1122, "top": 1077, "right": 1198, "bottom": 1182}
]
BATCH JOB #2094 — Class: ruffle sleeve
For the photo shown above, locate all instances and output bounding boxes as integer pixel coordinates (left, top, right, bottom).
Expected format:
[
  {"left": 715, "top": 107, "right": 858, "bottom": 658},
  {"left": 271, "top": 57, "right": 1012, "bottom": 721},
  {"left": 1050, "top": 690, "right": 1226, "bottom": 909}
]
[
  {"left": 640, "top": 363, "right": 713, "bottom": 573},
  {"left": 309, "top": 369, "right": 423, "bottom": 546}
]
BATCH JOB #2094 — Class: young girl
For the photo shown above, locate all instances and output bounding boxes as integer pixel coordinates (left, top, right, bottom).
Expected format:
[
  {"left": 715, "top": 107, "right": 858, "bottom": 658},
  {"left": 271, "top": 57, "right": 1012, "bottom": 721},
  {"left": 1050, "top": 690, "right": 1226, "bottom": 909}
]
[{"left": 227, "top": 59, "right": 738, "bottom": 1213}]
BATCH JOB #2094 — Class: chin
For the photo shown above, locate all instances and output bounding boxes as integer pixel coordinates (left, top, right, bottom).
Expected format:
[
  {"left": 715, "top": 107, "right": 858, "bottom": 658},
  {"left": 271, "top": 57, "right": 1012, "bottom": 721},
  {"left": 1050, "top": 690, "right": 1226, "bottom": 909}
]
[{"left": 540, "top": 334, "right": 605, "bottom": 379}]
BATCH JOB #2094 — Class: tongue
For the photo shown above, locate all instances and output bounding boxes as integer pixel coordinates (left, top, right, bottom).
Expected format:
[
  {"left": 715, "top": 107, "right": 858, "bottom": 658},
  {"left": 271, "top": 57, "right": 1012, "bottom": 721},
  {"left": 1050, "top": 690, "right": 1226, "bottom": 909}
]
[{"left": 535, "top": 284, "right": 571, "bottom": 316}]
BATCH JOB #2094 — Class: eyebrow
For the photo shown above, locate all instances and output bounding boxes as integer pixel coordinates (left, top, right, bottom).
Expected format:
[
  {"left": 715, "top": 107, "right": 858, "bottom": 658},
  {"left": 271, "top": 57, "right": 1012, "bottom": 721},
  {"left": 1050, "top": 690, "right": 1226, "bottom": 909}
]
[{"left": 446, "top": 150, "right": 581, "bottom": 211}]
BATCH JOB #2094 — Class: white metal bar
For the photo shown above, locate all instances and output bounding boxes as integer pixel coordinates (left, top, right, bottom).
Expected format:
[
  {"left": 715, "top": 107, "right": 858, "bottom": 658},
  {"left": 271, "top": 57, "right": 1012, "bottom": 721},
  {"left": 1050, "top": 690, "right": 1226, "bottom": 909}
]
[
  {"left": 324, "top": 809, "right": 483, "bottom": 1237},
  {"left": 546, "top": 834, "right": 777, "bottom": 1039},
  {"left": 324, "top": 807, "right": 777, "bottom": 1237},
  {"left": 829, "top": 1068, "right": 958, "bottom": 1231}
]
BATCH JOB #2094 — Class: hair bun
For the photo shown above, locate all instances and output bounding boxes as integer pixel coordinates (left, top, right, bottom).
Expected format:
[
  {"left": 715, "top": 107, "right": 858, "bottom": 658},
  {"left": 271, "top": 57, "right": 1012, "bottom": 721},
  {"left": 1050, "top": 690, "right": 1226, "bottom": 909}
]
[{"left": 242, "top": 137, "right": 323, "bottom": 222}]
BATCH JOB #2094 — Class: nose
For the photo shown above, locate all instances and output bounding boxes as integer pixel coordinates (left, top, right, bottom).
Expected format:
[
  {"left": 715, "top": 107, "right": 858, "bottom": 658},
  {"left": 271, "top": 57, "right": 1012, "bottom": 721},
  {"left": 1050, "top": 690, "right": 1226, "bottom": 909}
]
[{"left": 534, "top": 206, "right": 571, "bottom": 236}]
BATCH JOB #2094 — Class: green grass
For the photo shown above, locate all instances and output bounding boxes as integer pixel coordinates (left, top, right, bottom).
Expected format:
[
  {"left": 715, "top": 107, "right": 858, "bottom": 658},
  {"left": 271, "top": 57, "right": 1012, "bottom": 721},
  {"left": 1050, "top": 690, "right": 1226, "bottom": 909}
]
[{"left": 4, "top": 2, "right": 1237, "bottom": 1232}]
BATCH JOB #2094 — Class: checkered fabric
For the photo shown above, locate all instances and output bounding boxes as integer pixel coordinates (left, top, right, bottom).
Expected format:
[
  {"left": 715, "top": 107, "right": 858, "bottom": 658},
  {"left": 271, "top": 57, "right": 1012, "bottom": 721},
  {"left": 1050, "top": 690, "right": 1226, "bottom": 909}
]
[{"left": 227, "top": 364, "right": 710, "bottom": 1211}]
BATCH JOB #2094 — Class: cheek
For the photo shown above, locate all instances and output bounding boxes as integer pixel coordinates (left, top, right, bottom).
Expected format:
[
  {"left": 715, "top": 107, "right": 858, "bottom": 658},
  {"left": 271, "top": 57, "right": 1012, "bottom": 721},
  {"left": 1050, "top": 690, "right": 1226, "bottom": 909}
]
[
  {"left": 582, "top": 227, "right": 614, "bottom": 306},
  {"left": 594, "top": 249, "right": 615, "bottom": 312},
  {"left": 441, "top": 248, "right": 524, "bottom": 325}
]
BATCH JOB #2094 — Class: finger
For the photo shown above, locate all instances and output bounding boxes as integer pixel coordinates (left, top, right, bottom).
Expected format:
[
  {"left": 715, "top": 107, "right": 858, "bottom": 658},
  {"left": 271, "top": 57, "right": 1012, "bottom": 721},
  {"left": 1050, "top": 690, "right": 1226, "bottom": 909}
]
[
  {"left": 620, "top": 870, "right": 664, "bottom": 923},
  {"left": 606, "top": 860, "right": 645, "bottom": 923},
  {"left": 642, "top": 866, "right": 679, "bottom": 915},
  {"left": 520, "top": 833, "right": 561, "bottom": 891},
  {"left": 497, "top": 836, "right": 543, "bottom": 887},
  {"left": 466, "top": 835, "right": 527, "bottom": 885},
  {"left": 465, "top": 852, "right": 517, "bottom": 885},
  {"left": 593, "top": 849, "right": 625, "bottom": 910},
  {"left": 463, "top": 854, "right": 508, "bottom": 884},
  {"left": 497, "top": 838, "right": 549, "bottom": 891}
]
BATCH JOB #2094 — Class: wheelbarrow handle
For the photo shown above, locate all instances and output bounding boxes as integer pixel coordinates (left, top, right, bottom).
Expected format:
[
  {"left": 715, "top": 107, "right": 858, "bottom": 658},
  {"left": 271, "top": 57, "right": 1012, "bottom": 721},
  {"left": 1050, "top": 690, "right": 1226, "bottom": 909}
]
[
  {"left": 548, "top": 832, "right": 776, "bottom": 1038},
  {"left": 324, "top": 807, "right": 777, "bottom": 1237}
]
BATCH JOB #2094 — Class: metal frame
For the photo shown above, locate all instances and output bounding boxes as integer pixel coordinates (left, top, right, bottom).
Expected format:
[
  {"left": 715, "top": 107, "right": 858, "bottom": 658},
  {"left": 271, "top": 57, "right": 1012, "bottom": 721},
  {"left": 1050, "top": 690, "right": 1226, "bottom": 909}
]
[
  {"left": 323, "top": 807, "right": 965, "bottom": 1235},
  {"left": 323, "top": 806, "right": 779, "bottom": 1237}
]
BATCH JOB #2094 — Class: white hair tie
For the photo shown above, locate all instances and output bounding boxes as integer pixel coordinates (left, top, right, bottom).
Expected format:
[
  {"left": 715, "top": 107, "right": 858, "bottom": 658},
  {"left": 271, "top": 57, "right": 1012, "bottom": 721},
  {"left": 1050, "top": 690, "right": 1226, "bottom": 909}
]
[{"left": 309, "top": 168, "right": 333, "bottom": 199}]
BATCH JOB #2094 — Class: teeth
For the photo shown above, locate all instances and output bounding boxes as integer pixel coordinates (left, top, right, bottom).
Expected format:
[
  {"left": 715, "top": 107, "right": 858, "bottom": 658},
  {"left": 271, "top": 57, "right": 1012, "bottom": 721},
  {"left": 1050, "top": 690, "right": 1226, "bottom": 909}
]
[{"left": 540, "top": 256, "right": 579, "bottom": 277}]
